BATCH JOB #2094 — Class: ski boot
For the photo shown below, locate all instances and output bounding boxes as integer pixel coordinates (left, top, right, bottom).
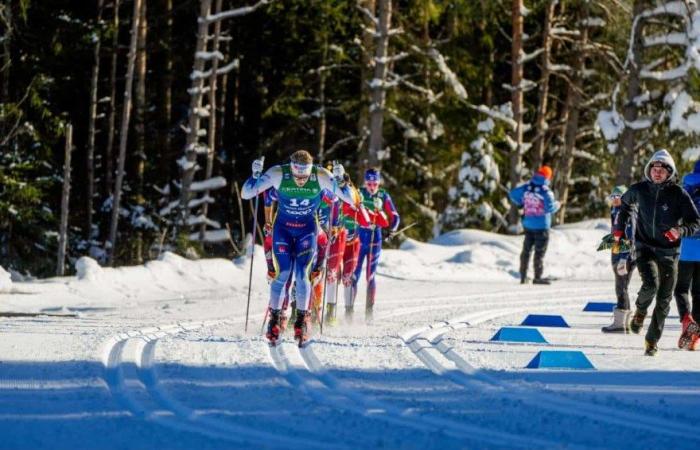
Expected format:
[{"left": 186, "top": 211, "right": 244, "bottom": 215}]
[
  {"left": 325, "top": 303, "right": 338, "bottom": 326},
  {"left": 602, "top": 308, "right": 630, "bottom": 333},
  {"left": 678, "top": 313, "right": 700, "bottom": 350},
  {"left": 294, "top": 310, "right": 311, "bottom": 347},
  {"left": 629, "top": 310, "right": 646, "bottom": 334},
  {"left": 644, "top": 339, "right": 658, "bottom": 356},
  {"left": 266, "top": 309, "right": 282, "bottom": 346}
]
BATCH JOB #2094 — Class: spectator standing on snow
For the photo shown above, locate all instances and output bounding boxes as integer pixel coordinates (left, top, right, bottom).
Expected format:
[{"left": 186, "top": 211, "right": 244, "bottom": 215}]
[
  {"left": 615, "top": 149, "right": 700, "bottom": 356},
  {"left": 602, "top": 185, "right": 637, "bottom": 333},
  {"left": 509, "top": 165, "right": 561, "bottom": 285},
  {"left": 674, "top": 161, "right": 700, "bottom": 350}
]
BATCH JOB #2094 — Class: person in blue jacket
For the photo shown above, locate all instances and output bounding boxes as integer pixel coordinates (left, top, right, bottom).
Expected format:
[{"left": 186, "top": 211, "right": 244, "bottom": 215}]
[
  {"left": 509, "top": 165, "right": 561, "bottom": 285},
  {"left": 674, "top": 160, "right": 700, "bottom": 350}
]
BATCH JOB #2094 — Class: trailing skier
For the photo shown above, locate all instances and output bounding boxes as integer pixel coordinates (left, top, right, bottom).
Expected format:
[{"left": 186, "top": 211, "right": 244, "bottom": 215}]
[
  {"left": 241, "top": 150, "right": 357, "bottom": 346},
  {"left": 348, "top": 168, "right": 400, "bottom": 323}
]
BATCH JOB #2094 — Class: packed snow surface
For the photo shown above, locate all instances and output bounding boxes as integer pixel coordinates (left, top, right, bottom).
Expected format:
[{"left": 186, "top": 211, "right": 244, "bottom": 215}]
[{"left": 1, "top": 220, "right": 699, "bottom": 449}]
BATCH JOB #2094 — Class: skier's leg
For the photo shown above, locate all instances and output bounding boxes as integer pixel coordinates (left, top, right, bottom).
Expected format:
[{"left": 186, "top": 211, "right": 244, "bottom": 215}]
[
  {"left": 645, "top": 252, "right": 677, "bottom": 345},
  {"left": 690, "top": 262, "right": 700, "bottom": 323},
  {"left": 631, "top": 247, "right": 657, "bottom": 333},
  {"left": 269, "top": 225, "right": 293, "bottom": 311},
  {"left": 292, "top": 230, "right": 318, "bottom": 312},
  {"left": 519, "top": 230, "right": 535, "bottom": 282},
  {"left": 343, "top": 236, "right": 361, "bottom": 309},
  {"left": 366, "top": 228, "right": 382, "bottom": 312},
  {"left": 533, "top": 230, "right": 549, "bottom": 281},
  {"left": 351, "top": 229, "right": 371, "bottom": 309}
]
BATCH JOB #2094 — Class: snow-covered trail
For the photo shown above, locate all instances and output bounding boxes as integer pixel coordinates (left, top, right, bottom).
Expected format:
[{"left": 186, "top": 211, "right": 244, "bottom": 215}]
[{"left": 2, "top": 221, "right": 700, "bottom": 449}]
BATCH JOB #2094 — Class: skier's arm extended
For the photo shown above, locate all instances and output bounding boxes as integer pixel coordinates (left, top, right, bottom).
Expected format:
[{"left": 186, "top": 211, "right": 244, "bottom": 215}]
[
  {"left": 241, "top": 166, "right": 282, "bottom": 199},
  {"left": 317, "top": 168, "right": 357, "bottom": 208}
]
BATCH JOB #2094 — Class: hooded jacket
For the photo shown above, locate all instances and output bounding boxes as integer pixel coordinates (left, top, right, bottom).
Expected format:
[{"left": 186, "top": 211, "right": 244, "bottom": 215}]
[
  {"left": 509, "top": 174, "right": 561, "bottom": 230},
  {"left": 616, "top": 150, "right": 700, "bottom": 254},
  {"left": 680, "top": 160, "right": 700, "bottom": 261}
]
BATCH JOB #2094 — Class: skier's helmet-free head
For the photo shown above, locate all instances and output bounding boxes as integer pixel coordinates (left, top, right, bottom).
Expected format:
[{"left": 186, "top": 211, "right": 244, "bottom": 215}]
[
  {"left": 644, "top": 149, "right": 676, "bottom": 183},
  {"left": 536, "top": 165, "right": 553, "bottom": 181},
  {"left": 290, "top": 150, "right": 313, "bottom": 186},
  {"left": 365, "top": 168, "right": 381, "bottom": 194}
]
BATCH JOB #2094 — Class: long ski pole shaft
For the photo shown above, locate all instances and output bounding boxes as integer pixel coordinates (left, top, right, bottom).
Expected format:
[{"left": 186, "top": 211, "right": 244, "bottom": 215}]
[
  {"left": 244, "top": 156, "right": 264, "bottom": 333},
  {"left": 366, "top": 225, "right": 376, "bottom": 309},
  {"left": 319, "top": 198, "right": 337, "bottom": 335}
]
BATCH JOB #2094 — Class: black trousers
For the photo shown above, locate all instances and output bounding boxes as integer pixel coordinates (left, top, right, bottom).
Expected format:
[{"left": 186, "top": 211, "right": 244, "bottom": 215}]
[
  {"left": 520, "top": 229, "right": 549, "bottom": 280},
  {"left": 673, "top": 260, "right": 700, "bottom": 322},
  {"left": 635, "top": 246, "right": 679, "bottom": 343},
  {"left": 613, "top": 258, "right": 636, "bottom": 310}
]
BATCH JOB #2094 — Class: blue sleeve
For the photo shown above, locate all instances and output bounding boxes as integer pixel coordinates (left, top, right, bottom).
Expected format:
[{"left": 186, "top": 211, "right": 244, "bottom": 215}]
[
  {"left": 543, "top": 187, "right": 560, "bottom": 214},
  {"left": 383, "top": 192, "right": 400, "bottom": 232},
  {"left": 509, "top": 185, "right": 525, "bottom": 207}
]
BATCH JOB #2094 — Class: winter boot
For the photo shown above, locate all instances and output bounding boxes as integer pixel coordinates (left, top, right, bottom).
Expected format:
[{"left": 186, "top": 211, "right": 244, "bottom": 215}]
[
  {"left": 678, "top": 313, "right": 700, "bottom": 350},
  {"left": 629, "top": 310, "right": 646, "bottom": 334},
  {"left": 325, "top": 303, "right": 338, "bottom": 326},
  {"left": 532, "top": 278, "right": 551, "bottom": 285},
  {"left": 266, "top": 309, "right": 282, "bottom": 346},
  {"left": 294, "top": 310, "right": 311, "bottom": 347},
  {"left": 602, "top": 308, "right": 630, "bottom": 333},
  {"left": 644, "top": 339, "right": 658, "bottom": 356}
]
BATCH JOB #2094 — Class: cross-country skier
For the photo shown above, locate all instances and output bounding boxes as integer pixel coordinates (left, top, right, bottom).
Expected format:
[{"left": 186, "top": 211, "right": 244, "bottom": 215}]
[
  {"left": 674, "top": 160, "right": 700, "bottom": 350},
  {"left": 602, "top": 185, "right": 637, "bottom": 333},
  {"left": 323, "top": 173, "right": 370, "bottom": 325},
  {"left": 509, "top": 165, "right": 561, "bottom": 285},
  {"left": 241, "top": 150, "right": 357, "bottom": 346},
  {"left": 348, "top": 168, "right": 400, "bottom": 322},
  {"left": 615, "top": 150, "right": 700, "bottom": 355}
]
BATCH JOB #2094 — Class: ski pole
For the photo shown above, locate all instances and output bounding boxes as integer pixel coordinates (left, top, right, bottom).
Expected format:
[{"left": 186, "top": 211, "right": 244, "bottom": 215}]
[
  {"left": 320, "top": 163, "right": 339, "bottom": 335},
  {"left": 244, "top": 156, "right": 264, "bottom": 333},
  {"left": 366, "top": 223, "right": 376, "bottom": 312},
  {"left": 384, "top": 221, "right": 418, "bottom": 241}
]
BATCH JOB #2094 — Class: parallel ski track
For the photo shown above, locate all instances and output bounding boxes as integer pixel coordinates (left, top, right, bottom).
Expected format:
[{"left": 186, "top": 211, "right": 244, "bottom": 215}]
[
  {"left": 268, "top": 340, "right": 562, "bottom": 449},
  {"left": 400, "top": 294, "right": 700, "bottom": 442},
  {"left": 102, "top": 319, "right": 328, "bottom": 449}
]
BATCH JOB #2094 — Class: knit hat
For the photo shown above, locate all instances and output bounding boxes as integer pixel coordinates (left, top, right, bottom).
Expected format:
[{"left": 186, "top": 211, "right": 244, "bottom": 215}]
[
  {"left": 644, "top": 149, "right": 676, "bottom": 181},
  {"left": 610, "top": 185, "right": 627, "bottom": 197},
  {"left": 536, "top": 165, "right": 553, "bottom": 180},
  {"left": 364, "top": 168, "right": 381, "bottom": 182}
]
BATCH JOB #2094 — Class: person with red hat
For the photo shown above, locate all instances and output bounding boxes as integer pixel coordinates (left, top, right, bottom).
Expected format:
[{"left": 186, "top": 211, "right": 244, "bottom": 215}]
[{"left": 508, "top": 165, "right": 560, "bottom": 285}]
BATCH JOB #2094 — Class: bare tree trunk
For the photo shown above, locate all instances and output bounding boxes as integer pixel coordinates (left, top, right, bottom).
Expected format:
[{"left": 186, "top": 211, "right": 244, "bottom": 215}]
[
  {"left": 555, "top": 6, "right": 590, "bottom": 224},
  {"left": 199, "top": 0, "right": 222, "bottom": 241},
  {"left": 0, "top": 0, "right": 11, "bottom": 105},
  {"left": 532, "top": 0, "right": 556, "bottom": 170},
  {"left": 178, "top": 0, "right": 212, "bottom": 235},
  {"left": 356, "top": 0, "right": 376, "bottom": 177},
  {"left": 105, "top": 0, "right": 121, "bottom": 197},
  {"left": 87, "top": 0, "right": 105, "bottom": 241},
  {"left": 615, "top": 0, "right": 645, "bottom": 186},
  {"left": 367, "top": 0, "right": 392, "bottom": 169},
  {"left": 58, "top": 124, "right": 73, "bottom": 276},
  {"left": 157, "top": 0, "right": 173, "bottom": 182},
  {"left": 508, "top": 0, "right": 524, "bottom": 228},
  {"left": 317, "top": 41, "right": 328, "bottom": 164},
  {"left": 134, "top": 0, "right": 147, "bottom": 263},
  {"left": 107, "top": 0, "right": 143, "bottom": 266}
]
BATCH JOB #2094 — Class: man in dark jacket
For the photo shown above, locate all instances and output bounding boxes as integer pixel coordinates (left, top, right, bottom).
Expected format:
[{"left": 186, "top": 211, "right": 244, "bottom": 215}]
[{"left": 615, "top": 149, "right": 700, "bottom": 355}]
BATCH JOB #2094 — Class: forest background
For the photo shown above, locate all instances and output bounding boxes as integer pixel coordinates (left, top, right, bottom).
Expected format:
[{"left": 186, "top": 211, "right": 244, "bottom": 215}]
[{"left": 2, "top": 0, "right": 699, "bottom": 277}]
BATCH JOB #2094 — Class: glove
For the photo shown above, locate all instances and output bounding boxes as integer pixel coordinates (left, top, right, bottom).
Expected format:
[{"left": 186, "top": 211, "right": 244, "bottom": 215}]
[
  {"left": 373, "top": 197, "right": 383, "bottom": 211},
  {"left": 664, "top": 228, "right": 680, "bottom": 243},
  {"left": 252, "top": 158, "right": 265, "bottom": 179},
  {"left": 612, "top": 229, "right": 623, "bottom": 242},
  {"left": 332, "top": 162, "right": 345, "bottom": 180},
  {"left": 263, "top": 222, "right": 272, "bottom": 238},
  {"left": 616, "top": 257, "right": 628, "bottom": 276}
]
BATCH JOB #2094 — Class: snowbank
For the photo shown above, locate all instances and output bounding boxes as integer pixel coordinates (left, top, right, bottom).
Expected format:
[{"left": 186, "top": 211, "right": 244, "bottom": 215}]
[
  {"left": 0, "top": 266, "right": 12, "bottom": 292},
  {"left": 380, "top": 219, "right": 612, "bottom": 282}
]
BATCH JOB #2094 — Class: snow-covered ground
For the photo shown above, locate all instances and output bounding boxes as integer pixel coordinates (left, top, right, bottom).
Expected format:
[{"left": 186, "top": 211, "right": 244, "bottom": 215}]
[{"left": 1, "top": 219, "right": 700, "bottom": 449}]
